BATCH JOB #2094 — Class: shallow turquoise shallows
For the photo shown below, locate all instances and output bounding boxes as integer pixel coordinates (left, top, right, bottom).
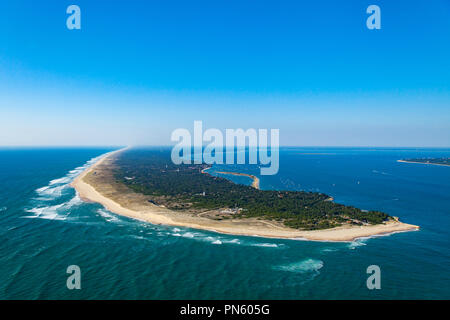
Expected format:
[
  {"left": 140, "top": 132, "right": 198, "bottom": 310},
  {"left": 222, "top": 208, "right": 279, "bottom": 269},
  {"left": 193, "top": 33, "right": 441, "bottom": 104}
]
[{"left": 0, "top": 147, "right": 449, "bottom": 299}]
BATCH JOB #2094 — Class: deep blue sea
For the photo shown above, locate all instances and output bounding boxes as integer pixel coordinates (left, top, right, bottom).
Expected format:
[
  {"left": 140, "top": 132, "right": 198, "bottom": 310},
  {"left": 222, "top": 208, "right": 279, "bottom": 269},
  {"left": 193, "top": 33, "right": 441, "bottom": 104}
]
[{"left": 0, "top": 147, "right": 449, "bottom": 299}]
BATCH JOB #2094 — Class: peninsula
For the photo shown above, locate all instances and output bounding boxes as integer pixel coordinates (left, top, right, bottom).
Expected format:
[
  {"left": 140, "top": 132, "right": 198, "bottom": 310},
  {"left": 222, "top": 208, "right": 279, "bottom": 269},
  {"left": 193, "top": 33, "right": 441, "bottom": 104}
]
[
  {"left": 215, "top": 171, "right": 260, "bottom": 189},
  {"left": 398, "top": 158, "right": 450, "bottom": 167},
  {"left": 71, "top": 148, "right": 419, "bottom": 241}
]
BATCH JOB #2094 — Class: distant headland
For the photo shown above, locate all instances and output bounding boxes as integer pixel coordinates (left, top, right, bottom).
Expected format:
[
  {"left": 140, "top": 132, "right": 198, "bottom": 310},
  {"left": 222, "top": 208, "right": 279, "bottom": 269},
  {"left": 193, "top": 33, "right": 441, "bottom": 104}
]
[
  {"left": 398, "top": 158, "right": 450, "bottom": 167},
  {"left": 214, "top": 171, "right": 260, "bottom": 190}
]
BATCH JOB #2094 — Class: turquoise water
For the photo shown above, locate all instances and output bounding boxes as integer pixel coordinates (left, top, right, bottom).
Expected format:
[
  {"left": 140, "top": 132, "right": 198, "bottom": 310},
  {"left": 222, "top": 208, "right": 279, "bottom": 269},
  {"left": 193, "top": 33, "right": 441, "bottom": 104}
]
[{"left": 0, "top": 147, "right": 449, "bottom": 299}]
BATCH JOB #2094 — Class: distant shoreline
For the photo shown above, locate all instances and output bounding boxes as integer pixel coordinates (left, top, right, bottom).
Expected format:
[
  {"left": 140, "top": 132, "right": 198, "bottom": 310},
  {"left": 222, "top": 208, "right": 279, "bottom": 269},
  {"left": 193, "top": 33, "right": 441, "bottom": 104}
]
[
  {"left": 71, "top": 150, "right": 419, "bottom": 242},
  {"left": 397, "top": 160, "right": 450, "bottom": 167},
  {"left": 216, "top": 171, "right": 260, "bottom": 189}
]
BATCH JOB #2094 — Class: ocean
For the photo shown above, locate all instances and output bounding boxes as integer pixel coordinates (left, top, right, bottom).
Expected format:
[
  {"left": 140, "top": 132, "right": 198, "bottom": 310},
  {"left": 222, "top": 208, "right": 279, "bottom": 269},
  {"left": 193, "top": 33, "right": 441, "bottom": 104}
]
[{"left": 0, "top": 147, "right": 449, "bottom": 299}]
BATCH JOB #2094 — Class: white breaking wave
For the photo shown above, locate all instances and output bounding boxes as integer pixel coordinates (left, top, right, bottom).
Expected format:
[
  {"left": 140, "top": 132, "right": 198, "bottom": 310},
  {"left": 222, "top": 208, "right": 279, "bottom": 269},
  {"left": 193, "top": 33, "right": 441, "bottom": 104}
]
[
  {"left": 253, "top": 243, "right": 279, "bottom": 248},
  {"left": 153, "top": 224, "right": 286, "bottom": 247},
  {"left": 24, "top": 153, "right": 108, "bottom": 221},
  {"left": 23, "top": 195, "right": 83, "bottom": 220},
  {"left": 33, "top": 154, "right": 105, "bottom": 202},
  {"left": 49, "top": 177, "right": 71, "bottom": 185},
  {"left": 163, "top": 228, "right": 283, "bottom": 248},
  {"left": 24, "top": 203, "right": 66, "bottom": 220},
  {"left": 0, "top": 207, "right": 7, "bottom": 212},
  {"left": 66, "top": 194, "right": 83, "bottom": 207},
  {"left": 36, "top": 184, "right": 68, "bottom": 198},
  {"left": 348, "top": 239, "right": 367, "bottom": 249},
  {"left": 275, "top": 258, "right": 324, "bottom": 273},
  {"left": 181, "top": 232, "right": 196, "bottom": 238},
  {"left": 347, "top": 229, "right": 418, "bottom": 245},
  {"left": 321, "top": 248, "right": 338, "bottom": 253},
  {"left": 97, "top": 208, "right": 120, "bottom": 222}
]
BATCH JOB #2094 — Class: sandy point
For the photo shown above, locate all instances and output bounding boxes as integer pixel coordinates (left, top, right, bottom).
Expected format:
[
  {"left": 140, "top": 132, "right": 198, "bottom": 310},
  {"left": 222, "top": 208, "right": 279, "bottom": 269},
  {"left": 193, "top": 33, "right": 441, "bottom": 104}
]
[{"left": 71, "top": 148, "right": 419, "bottom": 242}]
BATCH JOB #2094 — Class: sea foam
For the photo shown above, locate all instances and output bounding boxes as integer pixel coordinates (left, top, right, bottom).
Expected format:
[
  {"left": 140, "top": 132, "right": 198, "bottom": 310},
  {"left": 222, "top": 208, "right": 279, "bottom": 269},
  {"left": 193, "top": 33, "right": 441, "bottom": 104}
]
[
  {"left": 275, "top": 258, "right": 324, "bottom": 273},
  {"left": 97, "top": 208, "right": 120, "bottom": 222},
  {"left": 25, "top": 153, "right": 105, "bottom": 221},
  {"left": 253, "top": 243, "right": 279, "bottom": 248},
  {"left": 348, "top": 240, "right": 367, "bottom": 249}
]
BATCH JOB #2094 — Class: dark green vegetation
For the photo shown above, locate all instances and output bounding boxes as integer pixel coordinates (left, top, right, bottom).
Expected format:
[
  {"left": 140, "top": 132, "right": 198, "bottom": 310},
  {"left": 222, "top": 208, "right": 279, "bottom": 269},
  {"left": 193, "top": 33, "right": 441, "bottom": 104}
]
[
  {"left": 114, "top": 148, "right": 390, "bottom": 230},
  {"left": 402, "top": 158, "right": 450, "bottom": 166}
]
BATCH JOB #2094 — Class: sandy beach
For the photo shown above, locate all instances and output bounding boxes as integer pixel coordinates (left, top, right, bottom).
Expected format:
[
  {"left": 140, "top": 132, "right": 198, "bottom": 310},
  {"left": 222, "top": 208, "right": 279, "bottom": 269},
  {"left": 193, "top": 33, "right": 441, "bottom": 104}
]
[
  {"left": 216, "top": 171, "right": 260, "bottom": 189},
  {"left": 71, "top": 149, "right": 419, "bottom": 242},
  {"left": 397, "top": 160, "right": 450, "bottom": 167}
]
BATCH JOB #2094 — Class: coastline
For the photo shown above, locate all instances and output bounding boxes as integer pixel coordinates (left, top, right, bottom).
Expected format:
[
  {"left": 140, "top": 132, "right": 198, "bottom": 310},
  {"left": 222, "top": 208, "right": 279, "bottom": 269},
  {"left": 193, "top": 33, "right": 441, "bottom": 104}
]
[
  {"left": 216, "top": 171, "right": 260, "bottom": 189},
  {"left": 71, "top": 149, "right": 419, "bottom": 242},
  {"left": 397, "top": 160, "right": 450, "bottom": 167}
]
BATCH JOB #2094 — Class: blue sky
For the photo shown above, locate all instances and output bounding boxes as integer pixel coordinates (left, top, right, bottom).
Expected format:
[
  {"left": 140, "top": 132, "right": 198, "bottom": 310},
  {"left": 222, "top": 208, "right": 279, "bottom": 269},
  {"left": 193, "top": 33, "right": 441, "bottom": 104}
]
[{"left": 0, "top": 0, "right": 449, "bottom": 146}]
